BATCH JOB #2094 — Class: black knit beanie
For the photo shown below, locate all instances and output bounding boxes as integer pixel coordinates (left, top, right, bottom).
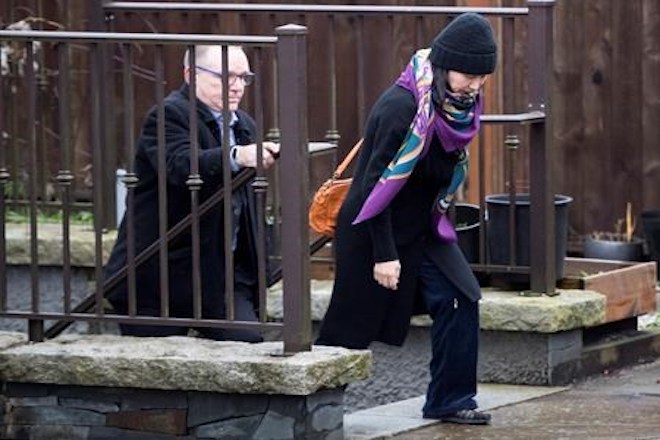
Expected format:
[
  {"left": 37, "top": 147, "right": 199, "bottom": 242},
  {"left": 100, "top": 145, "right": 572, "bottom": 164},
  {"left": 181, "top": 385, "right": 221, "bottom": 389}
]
[{"left": 429, "top": 12, "right": 497, "bottom": 75}]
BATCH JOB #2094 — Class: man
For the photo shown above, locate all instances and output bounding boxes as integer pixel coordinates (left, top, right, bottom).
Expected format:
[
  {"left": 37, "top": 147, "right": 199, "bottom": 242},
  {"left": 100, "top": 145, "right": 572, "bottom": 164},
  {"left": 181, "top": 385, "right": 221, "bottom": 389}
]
[{"left": 105, "top": 45, "right": 279, "bottom": 341}]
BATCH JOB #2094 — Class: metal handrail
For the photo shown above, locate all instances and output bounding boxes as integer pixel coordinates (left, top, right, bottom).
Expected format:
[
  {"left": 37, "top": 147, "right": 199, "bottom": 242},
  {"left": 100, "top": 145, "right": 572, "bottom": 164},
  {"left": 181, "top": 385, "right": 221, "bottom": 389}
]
[
  {"left": 0, "top": 30, "right": 277, "bottom": 45},
  {"left": 104, "top": 2, "right": 529, "bottom": 17}
]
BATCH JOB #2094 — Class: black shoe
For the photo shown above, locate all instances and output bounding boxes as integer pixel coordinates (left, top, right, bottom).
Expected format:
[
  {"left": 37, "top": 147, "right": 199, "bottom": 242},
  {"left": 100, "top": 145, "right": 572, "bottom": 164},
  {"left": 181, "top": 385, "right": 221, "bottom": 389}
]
[{"left": 440, "top": 409, "right": 491, "bottom": 425}]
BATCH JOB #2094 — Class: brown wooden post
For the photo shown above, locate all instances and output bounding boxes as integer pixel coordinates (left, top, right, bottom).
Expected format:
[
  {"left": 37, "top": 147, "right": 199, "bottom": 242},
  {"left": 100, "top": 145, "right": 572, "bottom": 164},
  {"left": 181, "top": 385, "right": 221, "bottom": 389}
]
[
  {"left": 88, "top": 0, "right": 117, "bottom": 230},
  {"left": 527, "top": 0, "right": 556, "bottom": 294},
  {"left": 276, "top": 24, "right": 311, "bottom": 353}
]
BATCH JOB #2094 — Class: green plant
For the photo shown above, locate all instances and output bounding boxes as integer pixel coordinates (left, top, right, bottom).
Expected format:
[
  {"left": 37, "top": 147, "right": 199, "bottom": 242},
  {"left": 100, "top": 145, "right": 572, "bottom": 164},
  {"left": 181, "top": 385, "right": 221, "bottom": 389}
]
[
  {"left": 2, "top": 181, "right": 27, "bottom": 199},
  {"left": 647, "top": 314, "right": 660, "bottom": 329},
  {"left": 4, "top": 207, "right": 94, "bottom": 225}
]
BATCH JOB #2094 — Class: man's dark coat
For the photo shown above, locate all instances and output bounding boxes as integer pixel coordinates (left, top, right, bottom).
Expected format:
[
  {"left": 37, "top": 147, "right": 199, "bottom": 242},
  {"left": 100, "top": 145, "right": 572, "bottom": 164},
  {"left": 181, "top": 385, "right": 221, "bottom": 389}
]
[
  {"left": 317, "top": 84, "right": 481, "bottom": 349},
  {"left": 105, "top": 84, "right": 259, "bottom": 318}
]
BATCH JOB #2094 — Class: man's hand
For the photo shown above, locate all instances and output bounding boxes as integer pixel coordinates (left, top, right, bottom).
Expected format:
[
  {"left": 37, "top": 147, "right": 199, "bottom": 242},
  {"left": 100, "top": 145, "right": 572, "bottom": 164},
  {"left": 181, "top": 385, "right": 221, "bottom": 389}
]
[
  {"left": 374, "top": 260, "right": 401, "bottom": 290},
  {"left": 234, "top": 142, "right": 280, "bottom": 169}
]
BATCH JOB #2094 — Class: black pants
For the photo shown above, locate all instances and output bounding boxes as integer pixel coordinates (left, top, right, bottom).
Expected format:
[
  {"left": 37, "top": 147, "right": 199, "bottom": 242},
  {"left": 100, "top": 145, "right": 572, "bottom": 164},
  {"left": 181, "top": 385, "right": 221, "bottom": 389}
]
[
  {"left": 418, "top": 255, "right": 479, "bottom": 417},
  {"left": 119, "top": 283, "right": 262, "bottom": 343}
]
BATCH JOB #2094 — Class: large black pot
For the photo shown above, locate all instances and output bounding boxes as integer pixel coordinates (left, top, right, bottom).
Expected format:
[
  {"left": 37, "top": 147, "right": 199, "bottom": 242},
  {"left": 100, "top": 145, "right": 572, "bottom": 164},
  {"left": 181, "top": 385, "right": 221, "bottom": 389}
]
[
  {"left": 455, "top": 203, "right": 480, "bottom": 264},
  {"left": 485, "top": 193, "right": 572, "bottom": 282},
  {"left": 641, "top": 210, "right": 660, "bottom": 279}
]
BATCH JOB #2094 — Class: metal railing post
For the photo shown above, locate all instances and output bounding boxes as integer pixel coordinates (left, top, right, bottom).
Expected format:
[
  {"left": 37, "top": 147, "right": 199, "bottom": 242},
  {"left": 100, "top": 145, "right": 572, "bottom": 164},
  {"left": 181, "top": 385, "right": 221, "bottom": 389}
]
[
  {"left": 276, "top": 24, "right": 311, "bottom": 353},
  {"left": 527, "top": 0, "right": 556, "bottom": 294}
]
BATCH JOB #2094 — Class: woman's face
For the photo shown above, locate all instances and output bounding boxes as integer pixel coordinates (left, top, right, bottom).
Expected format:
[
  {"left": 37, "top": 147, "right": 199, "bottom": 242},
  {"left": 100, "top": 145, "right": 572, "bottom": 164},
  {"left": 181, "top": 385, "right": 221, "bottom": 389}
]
[{"left": 446, "top": 70, "right": 488, "bottom": 98}]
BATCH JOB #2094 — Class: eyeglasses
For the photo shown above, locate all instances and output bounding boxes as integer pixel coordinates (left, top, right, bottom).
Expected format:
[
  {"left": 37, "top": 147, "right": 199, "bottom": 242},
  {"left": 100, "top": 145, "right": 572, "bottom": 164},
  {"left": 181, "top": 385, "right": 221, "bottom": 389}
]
[{"left": 195, "top": 65, "right": 255, "bottom": 86}]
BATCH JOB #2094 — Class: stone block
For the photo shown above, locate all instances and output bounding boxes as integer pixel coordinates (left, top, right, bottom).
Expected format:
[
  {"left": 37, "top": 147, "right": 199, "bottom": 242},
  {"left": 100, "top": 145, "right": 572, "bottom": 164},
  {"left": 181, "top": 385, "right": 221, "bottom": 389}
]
[
  {"left": 0, "top": 332, "right": 26, "bottom": 351},
  {"left": 7, "top": 396, "right": 57, "bottom": 407},
  {"left": 59, "top": 397, "right": 120, "bottom": 413},
  {"left": 106, "top": 408, "right": 187, "bottom": 435},
  {"left": 310, "top": 403, "right": 343, "bottom": 431},
  {"left": 252, "top": 410, "right": 296, "bottom": 440},
  {"left": 4, "top": 223, "right": 116, "bottom": 267},
  {"left": 193, "top": 414, "right": 263, "bottom": 439},
  {"left": 187, "top": 393, "right": 267, "bottom": 427},
  {"left": 306, "top": 387, "right": 343, "bottom": 412},
  {"left": 56, "top": 385, "right": 122, "bottom": 407},
  {"left": 479, "top": 289, "right": 606, "bottom": 332},
  {"left": 478, "top": 329, "right": 583, "bottom": 385},
  {"left": 8, "top": 405, "right": 106, "bottom": 426},
  {"left": 89, "top": 426, "right": 194, "bottom": 440},
  {"left": 4, "top": 382, "right": 50, "bottom": 398},
  {"left": 0, "top": 335, "right": 371, "bottom": 396},
  {"left": 119, "top": 389, "right": 187, "bottom": 410},
  {"left": 5, "top": 424, "right": 90, "bottom": 440}
]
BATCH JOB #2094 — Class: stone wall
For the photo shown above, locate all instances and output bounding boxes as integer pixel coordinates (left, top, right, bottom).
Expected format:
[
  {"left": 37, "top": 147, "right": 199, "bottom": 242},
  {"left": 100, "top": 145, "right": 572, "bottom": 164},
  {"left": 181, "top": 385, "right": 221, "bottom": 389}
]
[
  {"left": 2, "top": 383, "right": 344, "bottom": 440},
  {"left": 0, "top": 334, "right": 371, "bottom": 440}
]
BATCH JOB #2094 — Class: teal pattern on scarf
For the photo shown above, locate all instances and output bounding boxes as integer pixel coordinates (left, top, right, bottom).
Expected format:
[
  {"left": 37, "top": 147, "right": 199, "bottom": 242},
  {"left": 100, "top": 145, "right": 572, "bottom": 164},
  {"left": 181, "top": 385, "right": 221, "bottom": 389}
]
[{"left": 353, "top": 48, "right": 482, "bottom": 243}]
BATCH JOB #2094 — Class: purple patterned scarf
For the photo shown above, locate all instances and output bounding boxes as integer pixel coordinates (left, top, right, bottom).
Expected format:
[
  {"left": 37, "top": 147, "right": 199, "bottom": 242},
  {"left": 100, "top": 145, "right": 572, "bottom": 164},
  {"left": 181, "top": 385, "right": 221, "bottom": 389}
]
[{"left": 353, "top": 49, "right": 482, "bottom": 242}]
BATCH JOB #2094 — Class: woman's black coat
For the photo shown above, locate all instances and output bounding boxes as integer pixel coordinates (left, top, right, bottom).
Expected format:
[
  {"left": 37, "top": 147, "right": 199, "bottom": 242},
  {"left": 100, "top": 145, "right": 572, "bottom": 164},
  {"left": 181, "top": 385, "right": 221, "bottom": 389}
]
[
  {"left": 105, "top": 84, "right": 259, "bottom": 318},
  {"left": 317, "top": 84, "right": 481, "bottom": 349}
]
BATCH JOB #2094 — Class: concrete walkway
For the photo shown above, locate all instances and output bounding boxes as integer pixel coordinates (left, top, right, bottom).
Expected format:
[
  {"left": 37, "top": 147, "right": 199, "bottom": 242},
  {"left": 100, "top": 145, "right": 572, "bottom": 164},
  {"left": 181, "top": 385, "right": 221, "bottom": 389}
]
[
  {"left": 345, "top": 358, "right": 660, "bottom": 439},
  {"left": 344, "top": 383, "right": 567, "bottom": 439}
]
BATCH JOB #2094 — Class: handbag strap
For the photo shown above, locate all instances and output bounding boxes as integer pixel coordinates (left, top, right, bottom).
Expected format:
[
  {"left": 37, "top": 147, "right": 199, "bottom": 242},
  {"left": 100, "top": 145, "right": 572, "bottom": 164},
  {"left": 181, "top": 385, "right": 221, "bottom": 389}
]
[{"left": 333, "top": 138, "right": 363, "bottom": 179}]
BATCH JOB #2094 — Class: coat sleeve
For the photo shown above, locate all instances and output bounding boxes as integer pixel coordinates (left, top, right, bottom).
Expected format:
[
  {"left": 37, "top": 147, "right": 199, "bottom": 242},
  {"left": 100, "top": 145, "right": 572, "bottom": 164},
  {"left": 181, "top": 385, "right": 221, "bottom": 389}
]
[
  {"left": 357, "top": 88, "right": 416, "bottom": 262},
  {"left": 137, "top": 99, "right": 232, "bottom": 189}
]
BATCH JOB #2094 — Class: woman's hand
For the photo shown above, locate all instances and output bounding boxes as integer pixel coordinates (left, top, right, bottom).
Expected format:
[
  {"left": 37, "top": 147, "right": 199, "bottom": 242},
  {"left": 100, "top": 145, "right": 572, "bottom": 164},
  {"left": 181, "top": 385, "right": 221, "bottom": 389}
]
[{"left": 374, "top": 260, "right": 401, "bottom": 290}]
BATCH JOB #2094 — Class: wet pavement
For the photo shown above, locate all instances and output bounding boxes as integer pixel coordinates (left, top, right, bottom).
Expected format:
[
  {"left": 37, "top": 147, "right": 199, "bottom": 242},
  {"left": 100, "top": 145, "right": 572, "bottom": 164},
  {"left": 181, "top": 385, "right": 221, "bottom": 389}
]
[{"left": 387, "top": 359, "right": 660, "bottom": 440}]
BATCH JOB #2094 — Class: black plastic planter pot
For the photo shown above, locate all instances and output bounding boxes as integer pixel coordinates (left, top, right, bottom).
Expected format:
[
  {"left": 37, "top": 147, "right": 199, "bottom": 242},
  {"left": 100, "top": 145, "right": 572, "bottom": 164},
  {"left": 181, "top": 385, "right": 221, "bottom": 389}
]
[
  {"left": 455, "top": 203, "right": 480, "bottom": 264},
  {"left": 641, "top": 210, "right": 660, "bottom": 279},
  {"left": 485, "top": 193, "right": 572, "bottom": 283},
  {"left": 583, "top": 236, "right": 645, "bottom": 262}
]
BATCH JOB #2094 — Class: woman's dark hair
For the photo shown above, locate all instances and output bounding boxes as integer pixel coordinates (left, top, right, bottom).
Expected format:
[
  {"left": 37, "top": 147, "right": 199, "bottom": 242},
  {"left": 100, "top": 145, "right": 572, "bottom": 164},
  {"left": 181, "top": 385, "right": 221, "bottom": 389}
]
[{"left": 432, "top": 67, "right": 447, "bottom": 107}]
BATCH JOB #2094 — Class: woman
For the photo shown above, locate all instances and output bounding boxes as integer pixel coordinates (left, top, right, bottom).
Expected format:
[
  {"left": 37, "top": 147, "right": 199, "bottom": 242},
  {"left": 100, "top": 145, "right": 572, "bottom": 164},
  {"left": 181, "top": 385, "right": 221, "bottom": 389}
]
[{"left": 316, "top": 13, "right": 497, "bottom": 425}]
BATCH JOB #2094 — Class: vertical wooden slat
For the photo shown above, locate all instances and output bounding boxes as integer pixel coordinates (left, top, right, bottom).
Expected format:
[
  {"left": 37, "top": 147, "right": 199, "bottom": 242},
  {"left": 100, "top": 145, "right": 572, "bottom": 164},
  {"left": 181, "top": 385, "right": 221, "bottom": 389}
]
[
  {"left": 554, "top": 0, "right": 585, "bottom": 241},
  {"left": 356, "top": 15, "right": 366, "bottom": 130},
  {"left": 641, "top": 0, "right": 660, "bottom": 210},
  {"left": 581, "top": 0, "right": 612, "bottom": 233},
  {"left": 610, "top": 0, "right": 643, "bottom": 227}
]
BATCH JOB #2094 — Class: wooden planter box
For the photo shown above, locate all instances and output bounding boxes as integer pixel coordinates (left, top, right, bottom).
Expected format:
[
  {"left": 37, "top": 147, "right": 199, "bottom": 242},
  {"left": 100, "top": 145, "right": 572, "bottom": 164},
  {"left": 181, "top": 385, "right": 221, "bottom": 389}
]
[{"left": 560, "top": 257, "right": 657, "bottom": 323}]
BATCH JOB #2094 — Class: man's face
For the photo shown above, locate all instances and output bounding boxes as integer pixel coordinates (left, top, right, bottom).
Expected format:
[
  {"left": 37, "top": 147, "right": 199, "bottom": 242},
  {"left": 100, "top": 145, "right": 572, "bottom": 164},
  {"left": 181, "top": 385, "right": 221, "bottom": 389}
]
[{"left": 189, "top": 47, "right": 251, "bottom": 112}]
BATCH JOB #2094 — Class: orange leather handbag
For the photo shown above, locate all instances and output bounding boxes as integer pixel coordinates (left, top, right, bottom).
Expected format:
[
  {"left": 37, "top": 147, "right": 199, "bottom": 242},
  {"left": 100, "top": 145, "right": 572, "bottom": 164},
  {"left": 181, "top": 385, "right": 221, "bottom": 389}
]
[{"left": 309, "top": 139, "right": 363, "bottom": 237}]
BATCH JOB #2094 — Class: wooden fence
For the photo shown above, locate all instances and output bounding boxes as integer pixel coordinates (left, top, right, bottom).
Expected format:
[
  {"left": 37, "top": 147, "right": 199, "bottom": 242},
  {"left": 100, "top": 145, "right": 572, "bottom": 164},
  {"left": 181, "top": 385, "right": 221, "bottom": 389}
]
[{"left": 2, "top": 0, "right": 660, "bottom": 242}]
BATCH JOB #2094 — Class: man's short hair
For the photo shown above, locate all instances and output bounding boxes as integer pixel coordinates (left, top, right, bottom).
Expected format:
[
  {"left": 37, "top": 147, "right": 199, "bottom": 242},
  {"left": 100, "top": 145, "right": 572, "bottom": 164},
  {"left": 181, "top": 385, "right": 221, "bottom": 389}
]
[{"left": 182, "top": 45, "right": 243, "bottom": 68}]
